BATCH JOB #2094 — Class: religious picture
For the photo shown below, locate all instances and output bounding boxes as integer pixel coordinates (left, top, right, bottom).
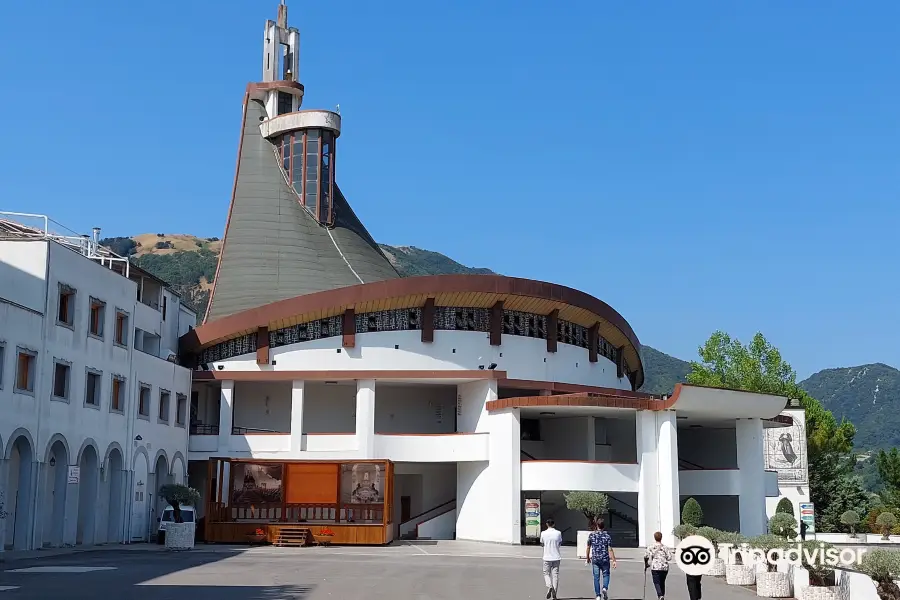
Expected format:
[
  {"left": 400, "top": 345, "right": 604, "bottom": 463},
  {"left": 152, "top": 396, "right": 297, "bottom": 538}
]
[
  {"left": 231, "top": 463, "right": 283, "bottom": 504},
  {"left": 763, "top": 411, "right": 808, "bottom": 485},
  {"left": 340, "top": 463, "right": 384, "bottom": 504}
]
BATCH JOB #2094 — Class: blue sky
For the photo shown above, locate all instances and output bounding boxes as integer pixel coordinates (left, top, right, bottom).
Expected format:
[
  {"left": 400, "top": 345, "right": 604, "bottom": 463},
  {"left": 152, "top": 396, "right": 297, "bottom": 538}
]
[{"left": 1, "top": 1, "right": 898, "bottom": 378}]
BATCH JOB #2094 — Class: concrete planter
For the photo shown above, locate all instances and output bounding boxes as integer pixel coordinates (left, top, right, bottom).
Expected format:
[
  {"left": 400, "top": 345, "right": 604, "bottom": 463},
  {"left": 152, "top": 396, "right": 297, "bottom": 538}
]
[
  {"left": 798, "top": 586, "right": 839, "bottom": 600},
  {"left": 708, "top": 557, "right": 726, "bottom": 577},
  {"left": 756, "top": 571, "right": 791, "bottom": 597},
  {"left": 576, "top": 531, "right": 591, "bottom": 559},
  {"left": 164, "top": 522, "right": 195, "bottom": 551},
  {"left": 726, "top": 564, "right": 757, "bottom": 586}
]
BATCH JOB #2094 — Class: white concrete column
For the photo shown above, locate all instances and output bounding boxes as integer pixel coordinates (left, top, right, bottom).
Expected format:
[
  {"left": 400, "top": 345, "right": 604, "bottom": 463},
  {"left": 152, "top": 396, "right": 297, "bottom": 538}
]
[
  {"left": 736, "top": 418, "right": 767, "bottom": 536},
  {"left": 585, "top": 417, "right": 596, "bottom": 461},
  {"left": 657, "top": 411, "right": 680, "bottom": 547},
  {"left": 218, "top": 381, "right": 234, "bottom": 451},
  {"left": 457, "top": 398, "right": 521, "bottom": 543},
  {"left": 290, "top": 380, "right": 305, "bottom": 453},
  {"left": 356, "top": 379, "right": 376, "bottom": 458},
  {"left": 636, "top": 410, "right": 659, "bottom": 547}
]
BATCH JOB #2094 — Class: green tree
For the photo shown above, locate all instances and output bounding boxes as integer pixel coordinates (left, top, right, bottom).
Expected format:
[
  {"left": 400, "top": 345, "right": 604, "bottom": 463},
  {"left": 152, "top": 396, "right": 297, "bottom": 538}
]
[
  {"left": 159, "top": 484, "right": 200, "bottom": 524},
  {"left": 688, "top": 331, "right": 858, "bottom": 530},
  {"left": 859, "top": 549, "right": 900, "bottom": 600},
  {"left": 877, "top": 512, "right": 898, "bottom": 540},
  {"left": 564, "top": 491, "right": 608, "bottom": 528},
  {"left": 775, "top": 497, "right": 794, "bottom": 515},
  {"left": 877, "top": 448, "right": 900, "bottom": 498},
  {"left": 768, "top": 513, "right": 798, "bottom": 539},
  {"left": 841, "top": 510, "right": 861, "bottom": 538},
  {"left": 682, "top": 498, "right": 703, "bottom": 527}
]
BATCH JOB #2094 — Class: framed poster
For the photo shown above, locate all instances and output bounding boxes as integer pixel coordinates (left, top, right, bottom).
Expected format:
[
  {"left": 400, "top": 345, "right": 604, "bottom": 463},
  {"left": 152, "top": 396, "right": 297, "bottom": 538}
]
[
  {"left": 231, "top": 463, "right": 283, "bottom": 504},
  {"left": 525, "top": 498, "right": 541, "bottom": 538},
  {"left": 340, "top": 463, "right": 384, "bottom": 504}
]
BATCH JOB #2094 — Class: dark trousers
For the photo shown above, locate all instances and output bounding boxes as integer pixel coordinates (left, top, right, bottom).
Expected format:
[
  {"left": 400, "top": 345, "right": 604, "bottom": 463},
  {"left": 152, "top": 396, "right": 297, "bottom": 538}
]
[
  {"left": 686, "top": 574, "right": 702, "bottom": 600},
  {"left": 651, "top": 570, "right": 668, "bottom": 597}
]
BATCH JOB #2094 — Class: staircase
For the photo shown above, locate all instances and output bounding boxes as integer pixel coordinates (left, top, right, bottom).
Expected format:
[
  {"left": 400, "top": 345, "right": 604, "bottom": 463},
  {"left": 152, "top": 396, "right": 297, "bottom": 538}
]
[
  {"left": 607, "top": 508, "right": 638, "bottom": 547},
  {"left": 399, "top": 499, "right": 456, "bottom": 540},
  {"left": 272, "top": 525, "right": 311, "bottom": 547}
]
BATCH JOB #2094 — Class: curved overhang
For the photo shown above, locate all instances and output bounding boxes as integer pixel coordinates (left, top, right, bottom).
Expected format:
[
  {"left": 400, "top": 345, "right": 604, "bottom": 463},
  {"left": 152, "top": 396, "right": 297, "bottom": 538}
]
[
  {"left": 180, "top": 274, "right": 645, "bottom": 386},
  {"left": 260, "top": 109, "right": 342, "bottom": 139}
]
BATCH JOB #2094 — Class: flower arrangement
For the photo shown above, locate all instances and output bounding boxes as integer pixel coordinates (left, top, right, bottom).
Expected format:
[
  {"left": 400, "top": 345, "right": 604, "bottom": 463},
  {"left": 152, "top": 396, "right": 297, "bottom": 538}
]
[
  {"left": 319, "top": 527, "right": 335, "bottom": 536},
  {"left": 254, "top": 528, "right": 265, "bottom": 536}
]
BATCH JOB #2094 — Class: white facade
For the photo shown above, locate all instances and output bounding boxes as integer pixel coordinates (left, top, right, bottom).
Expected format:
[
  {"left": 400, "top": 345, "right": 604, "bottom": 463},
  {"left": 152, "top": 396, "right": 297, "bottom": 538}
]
[
  {"left": 0, "top": 226, "right": 195, "bottom": 551},
  {"left": 188, "top": 324, "right": 789, "bottom": 547}
]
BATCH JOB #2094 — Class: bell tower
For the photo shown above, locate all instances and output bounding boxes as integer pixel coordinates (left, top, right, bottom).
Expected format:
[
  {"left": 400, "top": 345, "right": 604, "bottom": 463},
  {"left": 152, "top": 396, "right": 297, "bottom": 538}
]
[{"left": 261, "top": 1, "right": 303, "bottom": 116}]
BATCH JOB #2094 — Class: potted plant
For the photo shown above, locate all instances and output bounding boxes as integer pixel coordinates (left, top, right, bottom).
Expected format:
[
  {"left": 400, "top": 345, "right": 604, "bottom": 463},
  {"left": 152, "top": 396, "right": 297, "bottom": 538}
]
[
  {"left": 682, "top": 497, "right": 703, "bottom": 527},
  {"left": 799, "top": 540, "right": 838, "bottom": 600},
  {"left": 876, "top": 512, "right": 897, "bottom": 541},
  {"left": 721, "top": 532, "right": 756, "bottom": 586},
  {"left": 564, "top": 491, "right": 608, "bottom": 556},
  {"left": 159, "top": 484, "right": 201, "bottom": 551},
  {"left": 751, "top": 534, "right": 792, "bottom": 597},
  {"left": 858, "top": 549, "right": 900, "bottom": 600},
  {"left": 769, "top": 512, "right": 798, "bottom": 541},
  {"left": 674, "top": 523, "right": 697, "bottom": 541},
  {"left": 697, "top": 526, "right": 726, "bottom": 576},
  {"left": 313, "top": 526, "right": 335, "bottom": 546},
  {"left": 840, "top": 510, "right": 860, "bottom": 540},
  {"left": 247, "top": 527, "right": 267, "bottom": 545}
]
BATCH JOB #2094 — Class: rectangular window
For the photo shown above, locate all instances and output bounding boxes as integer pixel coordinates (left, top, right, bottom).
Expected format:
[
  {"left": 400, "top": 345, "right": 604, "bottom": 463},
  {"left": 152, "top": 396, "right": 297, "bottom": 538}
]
[
  {"left": 176, "top": 393, "right": 187, "bottom": 427},
  {"left": 138, "top": 383, "right": 151, "bottom": 417},
  {"left": 85, "top": 370, "right": 102, "bottom": 407},
  {"left": 162, "top": 296, "right": 167, "bottom": 321},
  {"left": 114, "top": 309, "right": 129, "bottom": 346},
  {"left": 111, "top": 375, "right": 126, "bottom": 412},
  {"left": 0, "top": 342, "right": 5, "bottom": 389},
  {"left": 15, "top": 349, "right": 37, "bottom": 394},
  {"left": 57, "top": 284, "right": 76, "bottom": 327},
  {"left": 158, "top": 389, "right": 170, "bottom": 423},
  {"left": 52, "top": 360, "right": 71, "bottom": 400},
  {"left": 89, "top": 298, "right": 106, "bottom": 338}
]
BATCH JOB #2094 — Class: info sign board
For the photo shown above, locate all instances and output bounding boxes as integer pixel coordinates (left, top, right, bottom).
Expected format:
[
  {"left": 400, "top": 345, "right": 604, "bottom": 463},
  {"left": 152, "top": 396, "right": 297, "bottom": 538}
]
[
  {"left": 67, "top": 466, "right": 80, "bottom": 485},
  {"left": 524, "top": 498, "right": 541, "bottom": 538},
  {"left": 800, "top": 502, "right": 815, "bottom": 534}
]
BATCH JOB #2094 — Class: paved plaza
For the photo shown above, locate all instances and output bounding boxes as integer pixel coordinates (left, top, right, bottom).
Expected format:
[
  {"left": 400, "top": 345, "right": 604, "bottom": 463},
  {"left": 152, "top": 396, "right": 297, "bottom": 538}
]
[{"left": 0, "top": 541, "right": 757, "bottom": 599}]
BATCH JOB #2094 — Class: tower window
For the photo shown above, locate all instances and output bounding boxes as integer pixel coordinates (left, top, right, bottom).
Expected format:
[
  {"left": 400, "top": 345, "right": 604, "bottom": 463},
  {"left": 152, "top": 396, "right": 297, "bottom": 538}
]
[{"left": 277, "top": 91, "right": 292, "bottom": 115}]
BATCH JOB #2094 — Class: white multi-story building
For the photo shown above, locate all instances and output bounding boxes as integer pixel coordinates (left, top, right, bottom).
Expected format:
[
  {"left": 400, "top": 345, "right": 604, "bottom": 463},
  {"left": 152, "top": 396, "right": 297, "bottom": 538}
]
[
  {"left": 0, "top": 214, "right": 195, "bottom": 550},
  {"left": 181, "top": 4, "right": 803, "bottom": 548}
]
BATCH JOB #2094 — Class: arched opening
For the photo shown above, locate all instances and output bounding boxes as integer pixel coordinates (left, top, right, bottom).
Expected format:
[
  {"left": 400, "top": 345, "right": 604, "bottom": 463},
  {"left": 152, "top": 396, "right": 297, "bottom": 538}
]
[
  {"left": 152, "top": 454, "right": 170, "bottom": 536},
  {"left": 130, "top": 453, "right": 149, "bottom": 542},
  {"left": 105, "top": 448, "right": 125, "bottom": 544},
  {"left": 6, "top": 435, "right": 34, "bottom": 550},
  {"left": 171, "top": 456, "right": 186, "bottom": 485},
  {"left": 76, "top": 445, "right": 99, "bottom": 545},
  {"left": 42, "top": 439, "right": 69, "bottom": 547}
]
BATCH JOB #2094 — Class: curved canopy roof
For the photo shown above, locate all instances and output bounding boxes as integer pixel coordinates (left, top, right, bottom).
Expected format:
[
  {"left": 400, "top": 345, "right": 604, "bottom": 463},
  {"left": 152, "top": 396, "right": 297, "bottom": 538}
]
[{"left": 182, "top": 274, "right": 645, "bottom": 387}]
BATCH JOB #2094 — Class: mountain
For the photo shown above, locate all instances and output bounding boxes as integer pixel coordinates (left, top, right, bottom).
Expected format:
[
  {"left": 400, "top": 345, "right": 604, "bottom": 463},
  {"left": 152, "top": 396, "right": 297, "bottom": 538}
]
[
  {"left": 799, "top": 364, "right": 900, "bottom": 450},
  {"left": 640, "top": 346, "right": 691, "bottom": 395}
]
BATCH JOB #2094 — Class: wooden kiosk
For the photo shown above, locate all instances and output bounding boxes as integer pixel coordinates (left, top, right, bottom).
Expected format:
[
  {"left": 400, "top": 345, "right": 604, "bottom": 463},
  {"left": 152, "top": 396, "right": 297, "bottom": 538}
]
[{"left": 204, "top": 458, "right": 394, "bottom": 545}]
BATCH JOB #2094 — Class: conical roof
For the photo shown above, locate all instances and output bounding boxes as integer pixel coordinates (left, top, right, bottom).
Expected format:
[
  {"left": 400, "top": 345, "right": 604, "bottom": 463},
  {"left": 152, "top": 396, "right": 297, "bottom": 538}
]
[{"left": 205, "top": 94, "right": 399, "bottom": 323}]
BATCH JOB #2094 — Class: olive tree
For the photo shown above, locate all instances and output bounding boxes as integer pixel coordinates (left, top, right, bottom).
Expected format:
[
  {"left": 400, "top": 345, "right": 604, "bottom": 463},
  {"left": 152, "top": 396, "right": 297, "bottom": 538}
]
[
  {"left": 564, "top": 491, "right": 608, "bottom": 529},
  {"left": 159, "top": 484, "right": 201, "bottom": 524}
]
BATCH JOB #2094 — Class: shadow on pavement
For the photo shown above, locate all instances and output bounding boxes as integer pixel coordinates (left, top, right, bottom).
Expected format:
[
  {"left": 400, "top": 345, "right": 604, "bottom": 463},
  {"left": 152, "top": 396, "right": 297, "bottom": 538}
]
[{"left": 0, "top": 548, "right": 315, "bottom": 599}]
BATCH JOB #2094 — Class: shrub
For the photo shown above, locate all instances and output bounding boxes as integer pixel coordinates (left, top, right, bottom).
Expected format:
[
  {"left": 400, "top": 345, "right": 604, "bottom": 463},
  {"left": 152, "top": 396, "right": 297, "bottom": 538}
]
[
  {"left": 768, "top": 512, "right": 798, "bottom": 540},
  {"left": 673, "top": 524, "right": 697, "bottom": 540},
  {"left": 800, "top": 540, "right": 836, "bottom": 586},
  {"left": 697, "top": 526, "right": 722, "bottom": 550},
  {"left": 841, "top": 510, "right": 861, "bottom": 537},
  {"left": 859, "top": 549, "right": 900, "bottom": 600},
  {"left": 750, "top": 534, "right": 784, "bottom": 572},
  {"left": 775, "top": 497, "right": 794, "bottom": 515},
  {"left": 159, "top": 484, "right": 201, "bottom": 524},
  {"left": 877, "top": 512, "right": 898, "bottom": 540},
  {"left": 564, "top": 491, "right": 608, "bottom": 528},
  {"left": 718, "top": 531, "right": 748, "bottom": 564},
  {"left": 682, "top": 498, "right": 703, "bottom": 527}
]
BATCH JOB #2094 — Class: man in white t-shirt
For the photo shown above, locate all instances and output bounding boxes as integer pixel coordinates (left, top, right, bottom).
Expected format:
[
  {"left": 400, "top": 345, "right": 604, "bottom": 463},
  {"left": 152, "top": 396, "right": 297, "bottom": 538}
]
[{"left": 540, "top": 519, "right": 563, "bottom": 599}]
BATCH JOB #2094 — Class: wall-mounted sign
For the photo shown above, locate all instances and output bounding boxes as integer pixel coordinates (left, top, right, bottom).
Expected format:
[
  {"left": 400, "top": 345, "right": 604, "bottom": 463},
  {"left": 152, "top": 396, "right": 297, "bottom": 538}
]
[
  {"left": 525, "top": 498, "right": 541, "bottom": 538},
  {"left": 800, "top": 502, "right": 815, "bottom": 534},
  {"left": 67, "top": 466, "right": 80, "bottom": 485}
]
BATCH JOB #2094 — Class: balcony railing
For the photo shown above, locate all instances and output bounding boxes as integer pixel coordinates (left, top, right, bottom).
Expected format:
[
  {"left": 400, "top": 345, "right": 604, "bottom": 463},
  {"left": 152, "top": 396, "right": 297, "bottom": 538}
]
[
  {"left": 231, "top": 426, "right": 285, "bottom": 435},
  {"left": 190, "top": 423, "right": 219, "bottom": 435}
]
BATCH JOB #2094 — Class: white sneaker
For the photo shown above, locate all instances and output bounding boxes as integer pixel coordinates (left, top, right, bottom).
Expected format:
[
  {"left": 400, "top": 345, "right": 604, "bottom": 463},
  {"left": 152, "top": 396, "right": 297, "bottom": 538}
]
[
  {"left": 601, "top": 589, "right": 608, "bottom": 600},
  {"left": 595, "top": 596, "right": 601, "bottom": 600}
]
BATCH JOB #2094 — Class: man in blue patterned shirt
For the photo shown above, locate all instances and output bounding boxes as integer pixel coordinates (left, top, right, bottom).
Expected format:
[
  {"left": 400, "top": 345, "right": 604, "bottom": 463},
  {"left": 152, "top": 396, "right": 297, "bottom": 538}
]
[{"left": 585, "top": 519, "right": 617, "bottom": 600}]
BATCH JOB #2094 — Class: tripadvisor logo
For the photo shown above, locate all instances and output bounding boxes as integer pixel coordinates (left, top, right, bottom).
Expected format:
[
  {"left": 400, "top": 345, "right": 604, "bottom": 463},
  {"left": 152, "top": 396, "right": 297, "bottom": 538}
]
[{"left": 675, "top": 535, "right": 866, "bottom": 576}]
